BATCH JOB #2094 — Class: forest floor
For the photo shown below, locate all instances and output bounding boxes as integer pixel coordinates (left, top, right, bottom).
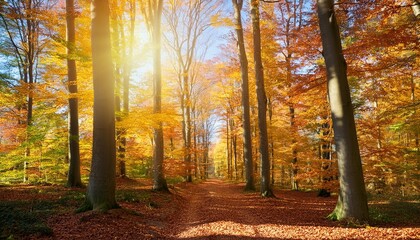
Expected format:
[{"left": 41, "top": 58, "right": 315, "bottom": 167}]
[{"left": 0, "top": 178, "right": 419, "bottom": 239}]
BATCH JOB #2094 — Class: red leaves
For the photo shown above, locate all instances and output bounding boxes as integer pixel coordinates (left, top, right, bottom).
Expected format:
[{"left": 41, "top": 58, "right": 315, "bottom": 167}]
[{"left": 2, "top": 179, "right": 418, "bottom": 239}]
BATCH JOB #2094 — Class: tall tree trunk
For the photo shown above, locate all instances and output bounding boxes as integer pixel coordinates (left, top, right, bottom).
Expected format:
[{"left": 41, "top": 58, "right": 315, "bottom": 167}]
[
  {"left": 185, "top": 72, "right": 193, "bottom": 182},
  {"left": 25, "top": 0, "right": 35, "bottom": 158},
  {"left": 151, "top": 0, "right": 168, "bottom": 191},
  {"left": 250, "top": 0, "right": 274, "bottom": 197},
  {"left": 84, "top": 0, "right": 118, "bottom": 211},
  {"left": 232, "top": 120, "right": 238, "bottom": 180},
  {"left": 233, "top": 0, "right": 255, "bottom": 190},
  {"left": 111, "top": 3, "right": 124, "bottom": 178},
  {"left": 118, "top": 0, "right": 136, "bottom": 178},
  {"left": 317, "top": 0, "right": 368, "bottom": 222},
  {"left": 268, "top": 98, "right": 275, "bottom": 185},
  {"left": 66, "top": 0, "right": 82, "bottom": 187},
  {"left": 193, "top": 108, "right": 199, "bottom": 178},
  {"left": 286, "top": 54, "right": 298, "bottom": 191},
  {"left": 290, "top": 104, "right": 299, "bottom": 190},
  {"left": 226, "top": 118, "right": 231, "bottom": 179}
]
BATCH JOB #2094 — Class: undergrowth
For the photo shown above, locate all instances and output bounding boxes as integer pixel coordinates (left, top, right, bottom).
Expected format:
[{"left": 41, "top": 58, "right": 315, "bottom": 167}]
[
  {"left": 0, "top": 189, "right": 85, "bottom": 239},
  {"left": 369, "top": 200, "right": 420, "bottom": 225}
]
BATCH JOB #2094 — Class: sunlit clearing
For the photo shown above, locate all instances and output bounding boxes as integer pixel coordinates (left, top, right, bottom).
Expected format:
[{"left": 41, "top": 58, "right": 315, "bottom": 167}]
[{"left": 177, "top": 222, "right": 420, "bottom": 239}]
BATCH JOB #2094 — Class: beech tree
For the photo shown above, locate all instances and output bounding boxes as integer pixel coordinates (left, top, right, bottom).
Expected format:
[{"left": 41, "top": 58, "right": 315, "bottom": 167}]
[
  {"left": 232, "top": 0, "right": 255, "bottom": 191},
  {"left": 84, "top": 0, "right": 118, "bottom": 211},
  {"left": 250, "top": 0, "right": 274, "bottom": 197},
  {"left": 317, "top": 0, "right": 368, "bottom": 221},
  {"left": 141, "top": 0, "right": 168, "bottom": 191},
  {"left": 66, "top": 0, "right": 82, "bottom": 188}
]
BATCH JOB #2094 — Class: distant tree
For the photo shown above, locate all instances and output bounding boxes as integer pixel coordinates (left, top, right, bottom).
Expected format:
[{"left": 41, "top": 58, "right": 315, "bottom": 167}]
[
  {"left": 317, "top": 0, "right": 368, "bottom": 221},
  {"left": 250, "top": 0, "right": 274, "bottom": 197},
  {"left": 164, "top": 0, "right": 218, "bottom": 182},
  {"left": 232, "top": 0, "right": 255, "bottom": 191},
  {"left": 0, "top": 0, "right": 48, "bottom": 157},
  {"left": 66, "top": 0, "right": 82, "bottom": 188},
  {"left": 84, "top": 0, "right": 118, "bottom": 211}
]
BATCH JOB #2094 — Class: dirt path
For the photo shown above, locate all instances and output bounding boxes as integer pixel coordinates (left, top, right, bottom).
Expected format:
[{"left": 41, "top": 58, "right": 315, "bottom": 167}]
[
  {"left": 171, "top": 179, "right": 266, "bottom": 238},
  {"left": 166, "top": 179, "right": 420, "bottom": 240}
]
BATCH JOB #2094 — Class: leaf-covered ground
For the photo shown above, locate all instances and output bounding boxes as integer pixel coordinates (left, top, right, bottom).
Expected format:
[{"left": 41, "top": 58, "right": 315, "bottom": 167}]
[{"left": 0, "top": 178, "right": 419, "bottom": 239}]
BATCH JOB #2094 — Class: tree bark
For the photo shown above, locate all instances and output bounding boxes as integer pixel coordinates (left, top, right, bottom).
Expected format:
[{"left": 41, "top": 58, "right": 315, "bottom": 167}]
[
  {"left": 317, "top": 0, "right": 368, "bottom": 222},
  {"left": 66, "top": 0, "right": 82, "bottom": 187},
  {"left": 151, "top": 0, "right": 168, "bottom": 192},
  {"left": 233, "top": 0, "right": 255, "bottom": 191},
  {"left": 84, "top": 0, "right": 118, "bottom": 211},
  {"left": 250, "top": 0, "right": 274, "bottom": 197}
]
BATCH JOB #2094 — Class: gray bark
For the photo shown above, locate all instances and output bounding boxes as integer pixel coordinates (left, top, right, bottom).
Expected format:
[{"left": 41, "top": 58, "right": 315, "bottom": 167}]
[
  {"left": 66, "top": 0, "right": 82, "bottom": 187},
  {"left": 317, "top": 0, "right": 368, "bottom": 222},
  {"left": 152, "top": 0, "right": 168, "bottom": 191},
  {"left": 85, "top": 0, "right": 118, "bottom": 211},
  {"left": 250, "top": 0, "right": 274, "bottom": 197},
  {"left": 232, "top": 0, "right": 255, "bottom": 191}
]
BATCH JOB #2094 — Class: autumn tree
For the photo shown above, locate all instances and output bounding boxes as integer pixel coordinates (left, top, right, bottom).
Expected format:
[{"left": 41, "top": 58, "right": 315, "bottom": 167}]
[
  {"left": 250, "top": 0, "right": 274, "bottom": 197},
  {"left": 317, "top": 0, "right": 368, "bottom": 222},
  {"left": 66, "top": 0, "right": 82, "bottom": 187},
  {"left": 141, "top": 0, "right": 168, "bottom": 191},
  {"left": 119, "top": 0, "right": 136, "bottom": 177},
  {"left": 83, "top": 0, "right": 118, "bottom": 211},
  {"left": 164, "top": 0, "right": 218, "bottom": 182},
  {"left": 0, "top": 0, "right": 50, "bottom": 158},
  {"left": 232, "top": 0, "right": 255, "bottom": 191}
]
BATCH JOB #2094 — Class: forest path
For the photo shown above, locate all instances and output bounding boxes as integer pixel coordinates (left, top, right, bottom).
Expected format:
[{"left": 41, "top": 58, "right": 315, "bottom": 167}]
[
  {"left": 167, "top": 179, "right": 336, "bottom": 239},
  {"left": 165, "top": 179, "right": 420, "bottom": 239},
  {"left": 171, "top": 179, "right": 263, "bottom": 239}
]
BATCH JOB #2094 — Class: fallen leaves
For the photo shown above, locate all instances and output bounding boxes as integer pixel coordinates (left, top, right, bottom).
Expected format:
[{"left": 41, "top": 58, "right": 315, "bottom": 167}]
[{"left": 1, "top": 179, "right": 419, "bottom": 239}]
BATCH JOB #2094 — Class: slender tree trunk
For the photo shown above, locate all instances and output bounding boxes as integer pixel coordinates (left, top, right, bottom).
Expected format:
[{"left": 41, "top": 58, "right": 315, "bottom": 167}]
[
  {"left": 318, "top": 114, "right": 332, "bottom": 197},
  {"left": 268, "top": 99, "right": 275, "bottom": 185},
  {"left": 84, "top": 0, "right": 118, "bottom": 211},
  {"left": 286, "top": 54, "right": 298, "bottom": 191},
  {"left": 118, "top": 0, "right": 136, "bottom": 178},
  {"left": 317, "top": 0, "right": 368, "bottom": 222},
  {"left": 152, "top": 0, "right": 168, "bottom": 191},
  {"left": 185, "top": 72, "right": 192, "bottom": 182},
  {"left": 66, "top": 0, "right": 82, "bottom": 187},
  {"left": 250, "top": 0, "right": 274, "bottom": 197},
  {"left": 111, "top": 5, "right": 125, "bottom": 178},
  {"left": 290, "top": 105, "right": 299, "bottom": 190},
  {"left": 233, "top": 122, "right": 238, "bottom": 180},
  {"left": 232, "top": 0, "right": 255, "bottom": 191},
  {"left": 25, "top": 0, "right": 35, "bottom": 158},
  {"left": 193, "top": 109, "right": 199, "bottom": 178},
  {"left": 226, "top": 118, "right": 231, "bottom": 179}
]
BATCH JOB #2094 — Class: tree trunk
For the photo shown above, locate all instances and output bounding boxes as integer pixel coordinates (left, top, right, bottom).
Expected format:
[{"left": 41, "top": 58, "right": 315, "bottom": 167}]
[
  {"left": 233, "top": 0, "right": 255, "bottom": 190},
  {"left": 250, "top": 0, "right": 274, "bottom": 197},
  {"left": 226, "top": 118, "right": 231, "bottom": 179},
  {"left": 84, "top": 0, "right": 118, "bottom": 211},
  {"left": 151, "top": 0, "right": 168, "bottom": 192},
  {"left": 66, "top": 0, "right": 82, "bottom": 187},
  {"left": 118, "top": 0, "right": 136, "bottom": 178},
  {"left": 25, "top": 0, "right": 34, "bottom": 158},
  {"left": 317, "top": 0, "right": 368, "bottom": 222},
  {"left": 185, "top": 72, "right": 193, "bottom": 182},
  {"left": 318, "top": 114, "right": 332, "bottom": 197},
  {"left": 111, "top": 4, "right": 124, "bottom": 178}
]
